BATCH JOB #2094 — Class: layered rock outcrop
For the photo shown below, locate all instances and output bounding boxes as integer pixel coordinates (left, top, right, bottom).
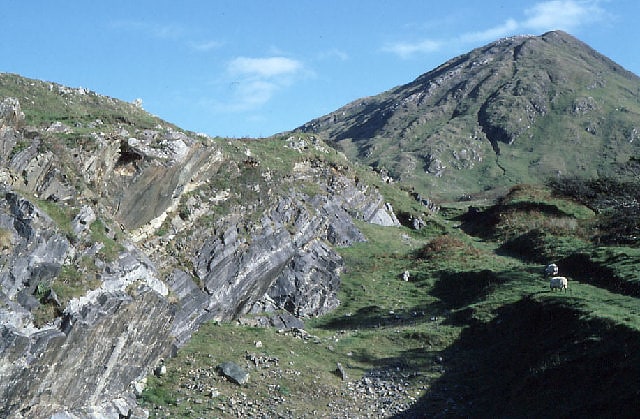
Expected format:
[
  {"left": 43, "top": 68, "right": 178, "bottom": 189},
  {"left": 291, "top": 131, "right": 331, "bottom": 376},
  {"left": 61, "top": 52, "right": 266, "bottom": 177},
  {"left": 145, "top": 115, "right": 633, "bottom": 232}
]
[{"left": 0, "top": 95, "right": 402, "bottom": 417}]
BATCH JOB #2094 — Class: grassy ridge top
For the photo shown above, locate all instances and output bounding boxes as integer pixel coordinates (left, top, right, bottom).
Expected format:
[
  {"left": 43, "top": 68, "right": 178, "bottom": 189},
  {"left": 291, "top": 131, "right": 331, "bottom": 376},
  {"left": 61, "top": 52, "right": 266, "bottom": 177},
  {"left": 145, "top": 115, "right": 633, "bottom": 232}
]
[{"left": 0, "top": 73, "right": 170, "bottom": 130}]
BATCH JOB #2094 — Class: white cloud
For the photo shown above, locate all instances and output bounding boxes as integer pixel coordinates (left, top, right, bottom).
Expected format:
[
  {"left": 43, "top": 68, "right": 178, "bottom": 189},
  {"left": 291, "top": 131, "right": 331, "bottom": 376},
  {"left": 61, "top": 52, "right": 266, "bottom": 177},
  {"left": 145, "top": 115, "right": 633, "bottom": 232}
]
[
  {"left": 228, "top": 57, "right": 303, "bottom": 78},
  {"left": 189, "top": 40, "right": 223, "bottom": 52},
  {"left": 227, "top": 80, "right": 279, "bottom": 111},
  {"left": 381, "top": 39, "right": 442, "bottom": 59},
  {"left": 383, "top": 0, "right": 608, "bottom": 58},
  {"left": 522, "top": 0, "right": 606, "bottom": 32},
  {"left": 222, "top": 56, "right": 306, "bottom": 111},
  {"left": 459, "top": 19, "right": 520, "bottom": 44}
]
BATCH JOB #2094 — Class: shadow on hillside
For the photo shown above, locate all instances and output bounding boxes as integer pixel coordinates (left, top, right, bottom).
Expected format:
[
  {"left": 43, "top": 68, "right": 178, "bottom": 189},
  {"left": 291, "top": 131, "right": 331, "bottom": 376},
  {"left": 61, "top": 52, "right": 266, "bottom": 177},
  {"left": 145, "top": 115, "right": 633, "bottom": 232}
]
[
  {"left": 329, "top": 98, "right": 395, "bottom": 142},
  {"left": 560, "top": 253, "right": 640, "bottom": 297},
  {"left": 429, "top": 269, "right": 508, "bottom": 309},
  {"left": 315, "top": 268, "right": 536, "bottom": 331},
  {"left": 393, "top": 297, "right": 640, "bottom": 418},
  {"left": 314, "top": 303, "right": 434, "bottom": 331}
]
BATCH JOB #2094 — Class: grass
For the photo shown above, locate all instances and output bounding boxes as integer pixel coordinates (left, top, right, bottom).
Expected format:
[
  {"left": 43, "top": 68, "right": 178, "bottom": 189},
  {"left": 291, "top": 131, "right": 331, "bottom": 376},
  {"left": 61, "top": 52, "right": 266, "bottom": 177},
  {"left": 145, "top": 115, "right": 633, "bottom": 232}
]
[
  {"left": 141, "top": 322, "right": 366, "bottom": 417},
  {"left": 89, "top": 218, "right": 123, "bottom": 262},
  {"left": 0, "top": 227, "right": 12, "bottom": 251},
  {"left": 140, "top": 184, "right": 640, "bottom": 417},
  {"left": 0, "top": 73, "right": 170, "bottom": 131}
]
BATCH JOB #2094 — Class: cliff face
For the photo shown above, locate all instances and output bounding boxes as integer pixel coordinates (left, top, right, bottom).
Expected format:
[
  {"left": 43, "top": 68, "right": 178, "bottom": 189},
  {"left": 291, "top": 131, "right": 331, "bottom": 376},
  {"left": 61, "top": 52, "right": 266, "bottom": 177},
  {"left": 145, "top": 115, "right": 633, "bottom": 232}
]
[{"left": 0, "top": 92, "right": 400, "bottom": 417}]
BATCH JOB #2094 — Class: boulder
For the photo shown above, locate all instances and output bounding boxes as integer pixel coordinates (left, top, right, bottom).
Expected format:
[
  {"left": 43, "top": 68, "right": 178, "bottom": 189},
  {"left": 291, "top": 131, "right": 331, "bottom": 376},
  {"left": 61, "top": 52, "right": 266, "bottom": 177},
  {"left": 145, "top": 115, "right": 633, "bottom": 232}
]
[{"left": 218, "top": 361, "right": 249, "bottom": 385}]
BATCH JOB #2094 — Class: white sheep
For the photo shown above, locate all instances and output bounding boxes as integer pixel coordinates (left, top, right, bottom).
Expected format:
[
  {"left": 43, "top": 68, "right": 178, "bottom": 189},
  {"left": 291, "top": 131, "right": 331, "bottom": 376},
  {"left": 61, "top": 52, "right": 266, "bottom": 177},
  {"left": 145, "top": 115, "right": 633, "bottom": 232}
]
[{"left": 549, "top": 276, "right": 568, "bottom": 292}]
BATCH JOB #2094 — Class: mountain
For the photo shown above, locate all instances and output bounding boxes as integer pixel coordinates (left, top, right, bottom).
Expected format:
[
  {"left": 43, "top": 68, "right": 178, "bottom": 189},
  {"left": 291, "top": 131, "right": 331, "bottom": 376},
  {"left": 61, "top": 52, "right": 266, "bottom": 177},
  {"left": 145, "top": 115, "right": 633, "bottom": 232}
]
[
  {"left": 298, "top": 30, "right": 640, "bottom": 201},
  {"left": 0, "top": 31, "right": 639, "bottom": 418}
]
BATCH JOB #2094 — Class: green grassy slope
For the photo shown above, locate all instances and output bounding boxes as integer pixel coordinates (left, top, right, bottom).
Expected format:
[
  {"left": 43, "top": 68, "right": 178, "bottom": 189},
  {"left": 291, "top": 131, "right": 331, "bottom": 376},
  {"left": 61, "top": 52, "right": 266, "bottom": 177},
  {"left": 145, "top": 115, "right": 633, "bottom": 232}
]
[
  {"left": 0, "top": 73, "right": 170, "bottom": 130},
  {"left": 141, "top": 183, "right": 640, "bottom": 417}
]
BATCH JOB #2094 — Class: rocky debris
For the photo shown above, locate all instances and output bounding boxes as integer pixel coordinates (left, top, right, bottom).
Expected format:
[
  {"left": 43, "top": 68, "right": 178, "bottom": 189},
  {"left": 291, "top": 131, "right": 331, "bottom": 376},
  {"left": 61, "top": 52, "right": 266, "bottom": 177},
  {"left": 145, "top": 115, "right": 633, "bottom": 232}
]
[
  {"left": 275, "top": 327, "right": 321, "bottom": 342},
  {"left": 413, "top": 192, "right": 440, "bottom": 213},
  {"left": 46, "top": 121, "right": 71, "bottom": 133},
  {"left": 342, "top": 368, "right": 425, "bottom": 417},
  {"left": 245, "top": 352, "right": 279, "bottom": 369},
  {"left": 126, "top": 129, "right": 192, "bottom": 164},
  {"left": 71, "top": 204, "right": 96, "bottom": 235},
  {"left": 238, "top": 311, "right": 305, "bottom": 330},
  {"left": 0, "top": 97, "right": 24, "bottom": 128},
  {"left": 217, "top": 361, "right": 250, "bottom": 385},
  {"left": 146, "top": 350, "right": 429, "bottom": 418}
]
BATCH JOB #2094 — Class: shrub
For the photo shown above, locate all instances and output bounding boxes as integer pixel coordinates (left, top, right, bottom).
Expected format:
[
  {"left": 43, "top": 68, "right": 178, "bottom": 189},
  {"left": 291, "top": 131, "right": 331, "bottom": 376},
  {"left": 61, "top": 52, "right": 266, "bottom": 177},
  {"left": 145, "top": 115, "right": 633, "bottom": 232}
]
[
  {"left": 416, "top": 234, "right": 480, "bottom": 259},
  {"left": 549, "top": 176, "right": 640, "bottom": 245}
]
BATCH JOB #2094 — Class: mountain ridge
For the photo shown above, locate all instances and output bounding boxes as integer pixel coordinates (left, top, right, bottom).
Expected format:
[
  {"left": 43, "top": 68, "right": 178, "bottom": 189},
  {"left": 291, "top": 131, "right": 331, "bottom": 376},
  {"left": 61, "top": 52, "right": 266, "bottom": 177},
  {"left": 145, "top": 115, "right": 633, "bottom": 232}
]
[{"left": 297, "top": 30, "right": 640, "bottom": 201}]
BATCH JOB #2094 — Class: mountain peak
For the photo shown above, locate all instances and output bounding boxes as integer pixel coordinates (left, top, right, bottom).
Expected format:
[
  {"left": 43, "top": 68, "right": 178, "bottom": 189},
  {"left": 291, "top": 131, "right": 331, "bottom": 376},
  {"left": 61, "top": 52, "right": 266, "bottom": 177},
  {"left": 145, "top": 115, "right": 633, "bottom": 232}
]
[{"left": 297, "top": 31, "right": 640, "bottom": 201}]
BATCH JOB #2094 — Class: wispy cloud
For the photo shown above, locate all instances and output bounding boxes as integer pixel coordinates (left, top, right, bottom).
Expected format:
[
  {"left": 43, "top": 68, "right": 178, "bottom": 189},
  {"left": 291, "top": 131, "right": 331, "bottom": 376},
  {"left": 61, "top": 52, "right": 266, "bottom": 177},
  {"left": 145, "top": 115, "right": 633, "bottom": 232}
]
[
  {"left": 317, "top": 48, "right": 349, "bottom": 62},
  {"left": 522, "top": 0, "right": 606, "bottom": 32},
  {"left": 111, "top": 19, "right": 225, "bottom": 53},
  {"left": 459, "top": 19, "right": 519, "bottom": 44},
  {"left": 228, "top": 57, "right": 303, "bottom": 78},
  {"left": 383, "top": 0, "right": 608, "bottom": 58},
  {"left": 381, "top": 39, "right": 442, "bottom": 59},
  {"left": 222, "top": 56, "right": 307, "bottom": 111},
  {"left": 110, "top": 20, "right": 186, "bottom": 40},
  {"left": 189, "top": 40, "right": 223, "bottom": 52}
]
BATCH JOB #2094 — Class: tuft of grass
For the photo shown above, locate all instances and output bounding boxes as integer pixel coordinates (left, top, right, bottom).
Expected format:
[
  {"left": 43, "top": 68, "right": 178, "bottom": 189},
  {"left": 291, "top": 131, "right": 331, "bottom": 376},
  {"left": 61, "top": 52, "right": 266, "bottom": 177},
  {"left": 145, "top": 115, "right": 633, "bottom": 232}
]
[
  {"left": 89, "top": 218, "right": 123, "bottom": 262},
  {"left": 52, "top": 263, "right": 101, "bottom": 306},
  {"left": 0, "top": 228, "right": 12, "bottom": 251}
]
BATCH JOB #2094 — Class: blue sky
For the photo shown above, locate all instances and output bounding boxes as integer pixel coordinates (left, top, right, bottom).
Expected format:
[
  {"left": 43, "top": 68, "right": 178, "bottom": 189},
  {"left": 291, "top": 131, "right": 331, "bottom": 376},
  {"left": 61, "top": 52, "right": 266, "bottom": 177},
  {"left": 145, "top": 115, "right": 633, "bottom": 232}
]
[{"left": 1, "top": 1, "right": 637, "bottom": 137}]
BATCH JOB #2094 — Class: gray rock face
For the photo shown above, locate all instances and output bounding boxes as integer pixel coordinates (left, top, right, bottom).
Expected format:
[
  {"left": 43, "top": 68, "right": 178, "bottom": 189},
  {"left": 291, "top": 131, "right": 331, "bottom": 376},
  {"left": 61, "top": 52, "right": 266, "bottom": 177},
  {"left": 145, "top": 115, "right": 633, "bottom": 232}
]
[
  {"left": 71, "top": 205, "right": 96, "bottom": 235},
  {"left": 266, "top": 238, "right": 342, "bottom": 317},
  {"left": 0, "top": 97, "right": 24, "bottom": 128},
  {"left": 0, "top": 191, "right": 69, "bottom": 305},
  {"left": 166, "top": 269, "right": 213, "bottom": 348},
  {"left": 198, "top": 228, "right": 297, "bottom": 319},
  {"left": 0, "top": 96, "right": 413, "bottom": 417},
  {"left": 0, "top": 190, "right": 174, "bottom": 418}
]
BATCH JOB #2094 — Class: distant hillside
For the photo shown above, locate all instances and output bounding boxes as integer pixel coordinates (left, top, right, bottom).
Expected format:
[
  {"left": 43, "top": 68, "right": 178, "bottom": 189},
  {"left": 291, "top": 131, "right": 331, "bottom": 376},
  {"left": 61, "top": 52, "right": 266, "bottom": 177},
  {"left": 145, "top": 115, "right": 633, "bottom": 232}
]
[{"left": 298, "top": 30, "right": 640, "bottom": 201}]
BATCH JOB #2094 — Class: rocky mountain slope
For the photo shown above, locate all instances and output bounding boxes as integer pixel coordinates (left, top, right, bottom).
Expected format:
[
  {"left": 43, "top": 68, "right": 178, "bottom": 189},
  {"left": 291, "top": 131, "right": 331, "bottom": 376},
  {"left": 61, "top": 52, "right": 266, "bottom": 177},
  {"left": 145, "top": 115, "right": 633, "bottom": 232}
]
[
  {"left": 298, "top": 30, "right": 640, "bottom": 201},
  {"left": 0, "top": 76, "right": 401, "bottom": 417}
]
